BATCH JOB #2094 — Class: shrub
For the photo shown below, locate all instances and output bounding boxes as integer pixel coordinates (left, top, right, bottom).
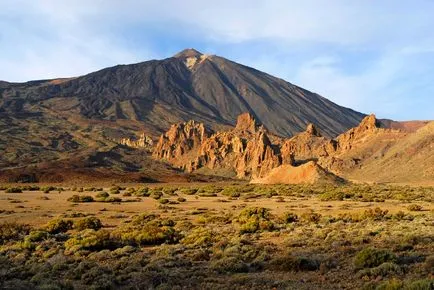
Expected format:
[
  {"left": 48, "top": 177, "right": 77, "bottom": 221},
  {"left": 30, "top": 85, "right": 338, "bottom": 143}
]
[
  {"left": 104, "top": 196, "right": 122, "bottom": 203},
  {"left": 114, "top": 224, "right": 177, "bottom": 246},
  {"left": 357, "top": 262, "right": 403, "bottom": 278},
  {"left": 319, "top": 190, "right": 346, "bottom": 201},
  {"left": 375, "top": 279, "right": 403, "bottom": 290},
  {"left": 74, "top": 217, "right": 103, "bottom": 231},
  {"left": 5, "top": 187, "right": 22, "bottom": 193},
  {"left": 362, "top": 207, "right": 389, "bottom": 220},
  {"left": 41, "top": 186, "right": 56, "bottom": 193},
  {"left": 159, "top": 198, "right": 169, "bottom": 204},
  {"left": 150, "top": 191, "right": 163, "bottom": 200},
  {"left": 0, "top": 222, "right": 31, "bottom": 244},
  {"left": 65, "top": 229, "right": 113, "bottom": 252},
  {"left": 67, "top": 195, "right": 95, "bottom": 203},
  {"left": 354, "top": 248, "right": 396, "bottom": 269},
  {"left": 301, "top": 211, "right": 322, "bottom": 223},
  {"left": 45, "top": 218, "right": 73, "bottom": 234},
  {"left": 178, "top": 188, "right": 198, "bottom": 195},
  {"left": 198, "top": 192, "right": 217, "bottom": 197},
  {"left": 177, "top": 197, "right": 186, "bottom": 202},
  {"left": 182, "top": 228, "right": 215, "bottom": 247},
  {"left": 162, "top": 187, "right": 177, "bottom": 195},
  {"left": 112, "top": 214, "right": 178, "bottom": 246},
  {"left": 134, "top": 187, "right": 150, "bottom": 197},
  {"left": 270, "top": 254, "right": 320, "bottom": 271},
  {"left": 404, "top": 279, "right": 434, "bottom": 290},
  {"left": 407, "top": 204, "right": 423, "bottom": 211},
  {"left": 211, "top": 256, "right": 249, "bottom": 273},
  {"left": 197, "top": 185, "right": 222, "bottom": 194},
  {"left": 95, "top": 192, "right": 109, "bottom": 200},
  {"left": 221, "top": 187, "right": 241, "bottom": 198},
  {"left": 282, "top": 212, "right": 299, "bottom": 223},
  {"left": 236, "top": 207, "right": 274, "bottom": 233},
  {"left": 26, "top": 230, "right": 49, "bottom": 242}
]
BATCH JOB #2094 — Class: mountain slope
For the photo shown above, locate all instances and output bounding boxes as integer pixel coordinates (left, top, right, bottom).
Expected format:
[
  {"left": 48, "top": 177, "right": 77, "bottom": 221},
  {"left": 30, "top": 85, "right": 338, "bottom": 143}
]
[
  {"left": 347, "top": 121, "right": 434, "bottom": 184},
  {"left": 0, "top": 48, "right": 365, "bottom": 138}
]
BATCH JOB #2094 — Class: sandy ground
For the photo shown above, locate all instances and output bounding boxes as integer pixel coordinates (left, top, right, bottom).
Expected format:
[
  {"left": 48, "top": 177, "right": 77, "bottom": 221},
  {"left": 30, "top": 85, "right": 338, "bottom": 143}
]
[{"left": 0, "top": 188, "right": 432, "bottom": 227}]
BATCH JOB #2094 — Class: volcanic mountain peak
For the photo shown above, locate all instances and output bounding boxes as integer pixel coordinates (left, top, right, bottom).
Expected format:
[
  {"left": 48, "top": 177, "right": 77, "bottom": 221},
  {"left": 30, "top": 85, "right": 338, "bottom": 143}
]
[{"left": 173, "top": 48, "right": 203, "bottom": 58}]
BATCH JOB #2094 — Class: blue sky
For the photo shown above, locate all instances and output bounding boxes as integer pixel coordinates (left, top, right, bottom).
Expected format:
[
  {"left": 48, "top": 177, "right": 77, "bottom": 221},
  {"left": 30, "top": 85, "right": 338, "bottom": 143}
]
[{"left": 1, "top": 0, "right": 433, "bottom": 121}]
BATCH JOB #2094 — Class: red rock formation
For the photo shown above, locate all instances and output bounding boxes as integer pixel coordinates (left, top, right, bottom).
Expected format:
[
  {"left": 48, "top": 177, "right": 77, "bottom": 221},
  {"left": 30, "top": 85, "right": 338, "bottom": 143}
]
[
  {"left": 152, "top": 113, "right": 280, "bottom": 178},
  {"left": 336, "top": 114, "right": 380, "bottom": 151},
  {"left": 120, "top": 133, "right": 153, "bottom": 149},
  {"left": 235, "top": 131, "right": 281, "bottom": 178},
  {"left": 152, "top": 120, "right": 211, "bottom": 166},
  {"left": 235, "top": 112, "right": 262, "bottom": 133},
  {"left": 281, "top": 123, "right": 337, "bottom": 164}
]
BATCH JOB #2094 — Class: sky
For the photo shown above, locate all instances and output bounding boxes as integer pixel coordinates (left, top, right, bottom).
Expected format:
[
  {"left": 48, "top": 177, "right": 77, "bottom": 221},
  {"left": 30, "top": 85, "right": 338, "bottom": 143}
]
[{"left": 0, "top": 0, "right": 433, "bottom": 121}]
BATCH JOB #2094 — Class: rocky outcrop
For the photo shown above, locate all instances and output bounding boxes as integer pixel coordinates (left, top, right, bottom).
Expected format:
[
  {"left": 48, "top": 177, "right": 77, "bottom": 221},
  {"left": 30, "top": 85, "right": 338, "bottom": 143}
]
[
  {"left": 281, "top": 123, "right": 337, "bottom": 164},
  {"left": 152, "top": 120, "right": 211, "bottom": 165},
  {"left": 120, "top": 133, "right": 153, "bottom": 149},
  {"left": 235, "top": 131, "right": 281, "bottom": 178},
  {"left": 151, "top": 112, "right": 400, "bottom": 183},
  {"left": 336, "top": 114, "right": 380, "bottom": 151},
  {"left": 234, "top": 112, "right": 263, "bottom": 133},
  {"left": 152, "top": 113, "right": 281, "bottom": 178}
]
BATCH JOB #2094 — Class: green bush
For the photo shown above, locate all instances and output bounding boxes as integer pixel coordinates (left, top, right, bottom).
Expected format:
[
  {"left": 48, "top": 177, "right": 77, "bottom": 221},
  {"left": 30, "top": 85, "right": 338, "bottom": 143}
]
[
  {"left": 0, "top": 222, "right": 31, "bottom": 244},
  {"left": 134, "top": 187, "right": 150, "bottom": 197},
  {"left": 112, "top": 214, "right": 178, "bottom": 246},
  {"left": 65, "top": 229, "right": 113, "bottom": 252},
  {"left": 354, "top": 248, "right": 396, "bottom": 269},
  {"left": 26, "top": 230, "right": 49, "bottom": 242},
  {"left": 5, "top": 187, "right": 22, "bottom": 193},
  {"left": 67, "top": 195, "right": 95, "bottom": 203},
  {"left": 404, "top": 279, "right": 434, "bottom": 290},
  {"left": 41, "top": 186, "right": 57, "bottom": 193},
  {"left": 95, "top": 192, "right": 109, "bottom": 200},
  {"left": 181, "top": 228, "right": 215, "bottom": 247},
  {"left": 221, "top": 187, "right": 241, "bottom": 198},
  {"left": 211, "top": 256, "right": 249, "bottom": 273},
  {"left": 177, "top": 197, "right": 186, "bottom": 202},
  {"left": 45, "top": 218, "right": 73, "bottom": 234},
  {"left": 236, "top": 207, "right": 274, "bottom": 233},
  {"left": 358, "top": 262, "right": 402, "bottom": 278},
  {"left": 74, "top": 217, "right": 103, "bottom": 231},
  {"left": 159, "top": 198, "right": 169, "bottom": 204},
  {"left": 104, "top": 196, "right": 122, "bottom": 203},
  {"left": 178, "top": 188, "right": 198, "bottom": 195}
]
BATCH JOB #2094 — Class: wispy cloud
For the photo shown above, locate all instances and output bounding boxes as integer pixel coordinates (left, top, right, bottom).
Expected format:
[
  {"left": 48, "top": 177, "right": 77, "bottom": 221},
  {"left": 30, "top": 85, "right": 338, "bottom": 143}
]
[{"left": 0, "top": 0, "right": 433, "bottom": 120}]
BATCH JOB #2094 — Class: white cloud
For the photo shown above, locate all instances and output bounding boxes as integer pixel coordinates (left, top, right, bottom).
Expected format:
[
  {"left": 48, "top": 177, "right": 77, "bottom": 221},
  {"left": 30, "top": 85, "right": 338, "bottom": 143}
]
[{"left": 0, "top": 0, "right": 433, "bottom": 120}]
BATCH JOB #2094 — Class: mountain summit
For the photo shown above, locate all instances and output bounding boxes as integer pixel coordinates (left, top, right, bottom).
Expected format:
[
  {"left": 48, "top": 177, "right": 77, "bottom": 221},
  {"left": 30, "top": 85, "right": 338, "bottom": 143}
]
[
  {"left": 0, "top": 48, "right": 368, "bottom": 171},
  {"left": 173, "top": 48, "right": 204, "bottom": 58}
]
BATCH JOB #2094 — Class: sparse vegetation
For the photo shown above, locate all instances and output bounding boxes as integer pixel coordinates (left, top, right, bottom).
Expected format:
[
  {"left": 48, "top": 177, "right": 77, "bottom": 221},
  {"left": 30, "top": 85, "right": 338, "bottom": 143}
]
[{"left": 0, "top": 183, "right": 432, "bottom": 289}]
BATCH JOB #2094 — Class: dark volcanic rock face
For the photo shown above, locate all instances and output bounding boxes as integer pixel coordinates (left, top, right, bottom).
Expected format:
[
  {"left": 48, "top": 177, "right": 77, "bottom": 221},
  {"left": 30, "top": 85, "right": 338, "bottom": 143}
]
[{"left": 0, "top": 48, "right": 365, "bottom": 139}]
